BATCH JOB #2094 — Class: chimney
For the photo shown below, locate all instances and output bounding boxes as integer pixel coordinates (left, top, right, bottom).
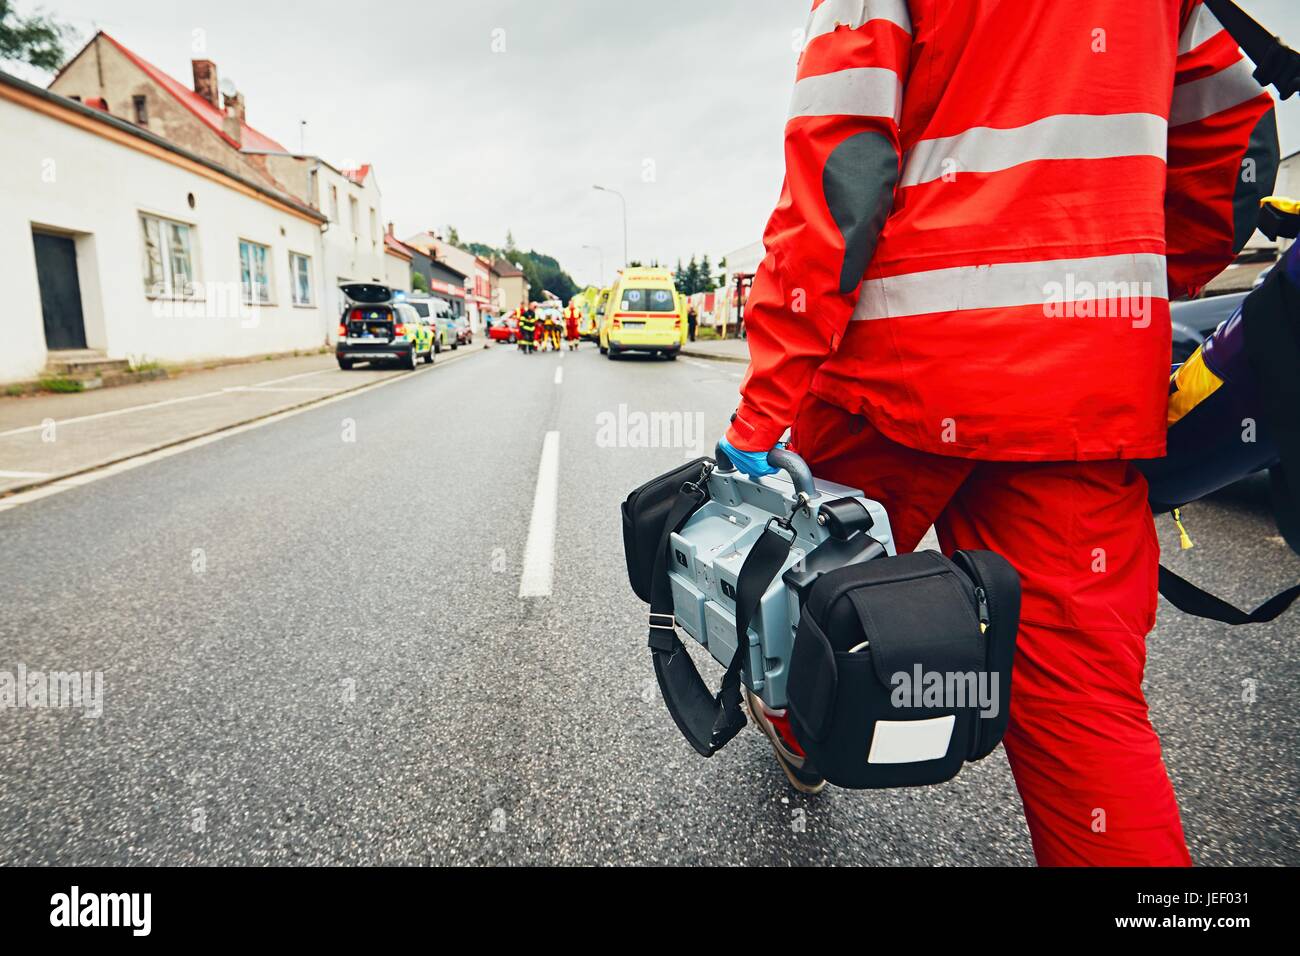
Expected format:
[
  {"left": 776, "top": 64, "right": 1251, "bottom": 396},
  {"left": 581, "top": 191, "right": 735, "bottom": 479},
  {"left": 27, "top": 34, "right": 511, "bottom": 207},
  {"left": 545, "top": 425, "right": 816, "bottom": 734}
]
[
  {"left": 387, "top": 222, "right": 395, "bottom": 238},
  {"left": 222, "top": 103, "right": 243, "bottom": 147},
  {"left": 223, "top": 90, "right": 246, "bottom": 124},
  {"left": 192, "top": 60, "right": 219, "bottom": 108}
]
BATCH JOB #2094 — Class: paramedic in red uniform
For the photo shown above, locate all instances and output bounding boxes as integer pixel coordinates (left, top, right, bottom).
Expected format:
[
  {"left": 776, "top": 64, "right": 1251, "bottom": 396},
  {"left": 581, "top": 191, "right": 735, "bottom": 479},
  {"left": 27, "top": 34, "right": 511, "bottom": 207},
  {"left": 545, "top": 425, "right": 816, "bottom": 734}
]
[
  {"left": 721, "top": 0, "right": 1278, "bottom": 865},
  {"left": 565, "top": 305, "right": 582, "bottom": 350}
]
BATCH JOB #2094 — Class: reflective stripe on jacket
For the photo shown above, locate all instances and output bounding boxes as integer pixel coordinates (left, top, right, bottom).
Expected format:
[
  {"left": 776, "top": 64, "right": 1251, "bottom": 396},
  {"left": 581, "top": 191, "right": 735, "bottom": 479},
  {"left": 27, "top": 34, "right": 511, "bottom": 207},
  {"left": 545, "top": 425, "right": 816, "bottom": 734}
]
[{"left": 729, "top": 0, "right": 1278, "bottom": 461}]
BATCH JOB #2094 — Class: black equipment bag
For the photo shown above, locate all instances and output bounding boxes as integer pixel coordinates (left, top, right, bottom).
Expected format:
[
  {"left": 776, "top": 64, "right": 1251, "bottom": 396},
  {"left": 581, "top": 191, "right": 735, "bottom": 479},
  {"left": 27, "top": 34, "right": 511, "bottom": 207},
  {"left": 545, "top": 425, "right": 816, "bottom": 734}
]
[
  {"left": 623, "top": 457, "right": 1025, "bottom": 787},
  {"left": 785, "top": 550, "right": 1021, "bottom": 789}
]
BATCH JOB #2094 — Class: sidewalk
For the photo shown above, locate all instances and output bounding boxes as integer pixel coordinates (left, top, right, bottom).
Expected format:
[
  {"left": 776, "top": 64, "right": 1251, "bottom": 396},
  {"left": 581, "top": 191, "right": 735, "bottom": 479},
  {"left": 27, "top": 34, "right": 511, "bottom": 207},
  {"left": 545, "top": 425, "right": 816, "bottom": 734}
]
[
  {"left": 0, "top": 351, "right": 471, "bottom": 497},
  {"left": 681, "top": 337, "right": 749, "bottom": 363}
]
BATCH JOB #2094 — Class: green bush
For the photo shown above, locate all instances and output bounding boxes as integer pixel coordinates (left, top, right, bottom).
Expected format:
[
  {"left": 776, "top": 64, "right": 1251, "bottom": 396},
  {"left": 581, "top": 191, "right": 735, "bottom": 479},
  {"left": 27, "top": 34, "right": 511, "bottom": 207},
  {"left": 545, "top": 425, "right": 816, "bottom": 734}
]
[{"left": 38, "top": 377, "right": 84, "bottom": 394}]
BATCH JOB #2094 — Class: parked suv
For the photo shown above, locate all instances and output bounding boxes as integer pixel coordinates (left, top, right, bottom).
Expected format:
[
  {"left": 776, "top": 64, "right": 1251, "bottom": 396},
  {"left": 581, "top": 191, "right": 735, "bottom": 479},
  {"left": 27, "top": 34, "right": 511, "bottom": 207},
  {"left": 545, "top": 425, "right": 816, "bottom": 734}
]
[
  {"left": 336, "top": 284, "right": 434, "bottom": 370},
  {"left": 407, "top": 297, "right": 450, "bottom": 354},
  {"left": 435, "top": 306, "right": 460, "bottom": 352}
]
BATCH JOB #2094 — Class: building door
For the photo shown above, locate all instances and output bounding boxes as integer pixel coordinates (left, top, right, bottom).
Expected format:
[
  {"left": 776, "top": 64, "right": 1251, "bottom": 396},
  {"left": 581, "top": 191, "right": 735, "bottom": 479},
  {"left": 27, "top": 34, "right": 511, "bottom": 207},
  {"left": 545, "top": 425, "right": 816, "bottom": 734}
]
[{"left": 33, "top": 231, "right": 87, "bottom": 350}]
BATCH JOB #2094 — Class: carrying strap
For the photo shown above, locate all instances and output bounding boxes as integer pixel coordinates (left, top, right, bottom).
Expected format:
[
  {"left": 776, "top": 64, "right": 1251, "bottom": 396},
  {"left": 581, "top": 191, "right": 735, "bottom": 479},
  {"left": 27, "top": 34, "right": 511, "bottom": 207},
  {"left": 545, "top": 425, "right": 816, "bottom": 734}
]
[
  {"left": 1206, "top": 0, "right": 1299, "bottom": 100},
  {"left": 1158, "top": 565, "right": 1300, "bottom": 624},
  {"left": 647, "top": 492, "right": 796, "bottom": 757}
]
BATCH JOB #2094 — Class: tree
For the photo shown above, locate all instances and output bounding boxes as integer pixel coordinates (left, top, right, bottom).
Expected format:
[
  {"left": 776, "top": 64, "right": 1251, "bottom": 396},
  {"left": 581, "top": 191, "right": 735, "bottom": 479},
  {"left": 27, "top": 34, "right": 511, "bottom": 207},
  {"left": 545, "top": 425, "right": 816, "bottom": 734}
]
[
  {"left": 698, "top": 254, "right": 716, "bottom": 293},
  {"left": 674, "top": 259, "right": 689, "bottom": 292},
  {"left": 411, "top": 271, "right": 428, "bottom": 293},
  {"left": 0, "top": 1, "right": 72, "bottom": 71},
  {"left": 505, "top": 230, "right": 518, "bottom": 254},
  {"left": 444, "top": 225, "right": 461, "bottom": 246},
  {"left": 685, "top": 256, "right": 701, "bottom": 296}
]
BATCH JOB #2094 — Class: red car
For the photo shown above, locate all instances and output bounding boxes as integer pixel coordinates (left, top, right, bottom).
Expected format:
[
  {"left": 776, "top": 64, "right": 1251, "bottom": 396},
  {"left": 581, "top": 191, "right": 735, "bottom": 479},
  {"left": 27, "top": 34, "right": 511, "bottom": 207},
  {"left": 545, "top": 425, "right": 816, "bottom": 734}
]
[{"left": 488, "top": 317, "right": 518, "bottom": 344}]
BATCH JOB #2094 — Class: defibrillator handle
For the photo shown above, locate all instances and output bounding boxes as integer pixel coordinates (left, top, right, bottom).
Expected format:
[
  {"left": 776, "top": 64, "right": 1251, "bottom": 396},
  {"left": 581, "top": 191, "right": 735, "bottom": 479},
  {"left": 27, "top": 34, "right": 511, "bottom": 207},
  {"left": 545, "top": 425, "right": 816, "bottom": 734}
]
[{"left": 714, "top": 443, "right": 818, "bottom": 501}]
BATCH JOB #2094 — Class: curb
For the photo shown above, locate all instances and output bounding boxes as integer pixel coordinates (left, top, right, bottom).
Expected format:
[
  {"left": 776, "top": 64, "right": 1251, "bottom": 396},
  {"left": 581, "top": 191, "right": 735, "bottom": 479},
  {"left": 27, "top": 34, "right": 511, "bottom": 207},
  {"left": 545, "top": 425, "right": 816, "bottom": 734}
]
[
  {"left": 681, "top": 348, "right": 749, "bottom": 365},
  {"left": 0, "top": 349, "right": 482, "bottom": 502}
]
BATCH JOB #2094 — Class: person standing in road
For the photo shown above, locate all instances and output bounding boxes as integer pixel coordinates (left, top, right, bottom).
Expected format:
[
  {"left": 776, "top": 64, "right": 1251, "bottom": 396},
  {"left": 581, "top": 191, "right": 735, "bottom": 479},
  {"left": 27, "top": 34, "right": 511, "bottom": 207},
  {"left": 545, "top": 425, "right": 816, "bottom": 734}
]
[
  {"left": 518, "top": 304, "right": 537, "bottom": 354},
  {"left": 565, "top": 304, "right": 582, "bottom": 351},
  {"left": 687, "top": 304, "right": 698, "bottom": 342},
  {"left": 718, "top": 0, "right": 1278, "bottom": 866}
]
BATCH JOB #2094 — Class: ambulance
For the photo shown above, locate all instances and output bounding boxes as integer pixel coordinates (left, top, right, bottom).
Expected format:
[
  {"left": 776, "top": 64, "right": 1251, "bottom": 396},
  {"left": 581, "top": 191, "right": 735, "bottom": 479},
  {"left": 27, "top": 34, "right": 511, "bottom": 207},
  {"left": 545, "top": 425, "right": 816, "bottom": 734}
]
[{"left": 598, "top": 267, "right": 686, "bottom": 360}]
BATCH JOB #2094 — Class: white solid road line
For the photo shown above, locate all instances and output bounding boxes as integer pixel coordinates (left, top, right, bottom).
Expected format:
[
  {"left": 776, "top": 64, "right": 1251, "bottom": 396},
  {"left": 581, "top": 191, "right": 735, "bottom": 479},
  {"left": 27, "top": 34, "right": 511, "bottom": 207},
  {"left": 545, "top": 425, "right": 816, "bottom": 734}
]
[
  {"left": 0, "top": 350, "right": 478, "bottom": 513},
  {"left": 0, "top": 470, "right": 49, "bottom": 480},
  {"left": 519, "top": 430, "right": 561, "bottom": 599},
  {"left": 554, "top": 366, "right": 564, "bottom": 385},
  {"left": 251, "top": 368, "right": 333, "bottom": 388},
  {"left": 223, "top": 386, "right": 338, "bottom": 394},
  {"left": 0, "top": 389, "right": 228, "bottom": 439},
  {"left": 0, "top": 366, "right": 336, "bottom": 440}
]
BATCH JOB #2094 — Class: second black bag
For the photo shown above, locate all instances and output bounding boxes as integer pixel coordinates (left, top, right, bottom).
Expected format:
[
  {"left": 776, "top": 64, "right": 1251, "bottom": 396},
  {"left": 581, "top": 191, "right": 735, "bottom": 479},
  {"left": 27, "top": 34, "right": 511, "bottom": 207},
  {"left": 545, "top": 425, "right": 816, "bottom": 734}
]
[{"left": 786, "top": 549, "right": 1021, "bottom": 790}]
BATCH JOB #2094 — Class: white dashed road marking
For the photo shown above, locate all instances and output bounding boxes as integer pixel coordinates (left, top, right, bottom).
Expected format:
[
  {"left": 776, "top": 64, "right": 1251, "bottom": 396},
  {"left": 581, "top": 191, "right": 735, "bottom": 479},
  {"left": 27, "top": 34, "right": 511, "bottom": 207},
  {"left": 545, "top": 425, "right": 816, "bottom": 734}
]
[{"left": 519, "top": 430, "right": 561, "bottom": 599}]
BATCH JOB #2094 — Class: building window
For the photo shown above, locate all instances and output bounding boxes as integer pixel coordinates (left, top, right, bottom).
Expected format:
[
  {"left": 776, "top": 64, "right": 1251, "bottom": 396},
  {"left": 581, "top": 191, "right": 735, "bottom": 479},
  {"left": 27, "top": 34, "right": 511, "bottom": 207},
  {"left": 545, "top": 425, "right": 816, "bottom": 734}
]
[
  {"left": 290, "top": 252, "right": 313, "bottom": 306},
  {"left": 239, "top": 240, "right": 273, "bottom": 305},
  {"left": 329, "top": 184, "right": 339, "bottom": 223},
  {"left": 349, "top": 196, "right": 359, "bottom": 235},
  {"left": 132, "top": 95, "right": 148, "bottom": 126},
  {"left": 369, "top": 207, "right": 377, "bottom": 244},
  {"left": 141, "top": 213, "right": 195, "bottom": 297}
]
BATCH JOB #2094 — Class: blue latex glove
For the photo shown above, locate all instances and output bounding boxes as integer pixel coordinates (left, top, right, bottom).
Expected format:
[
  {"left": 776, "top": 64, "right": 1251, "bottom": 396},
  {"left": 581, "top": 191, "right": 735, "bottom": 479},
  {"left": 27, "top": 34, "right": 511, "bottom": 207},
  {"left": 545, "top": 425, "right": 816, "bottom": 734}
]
[
  {"left": 1284, "top": 239, "right": 1300, "bottom": 287},
  {"left": 719, "top": 438, "right": 783, "bottom": 479}
]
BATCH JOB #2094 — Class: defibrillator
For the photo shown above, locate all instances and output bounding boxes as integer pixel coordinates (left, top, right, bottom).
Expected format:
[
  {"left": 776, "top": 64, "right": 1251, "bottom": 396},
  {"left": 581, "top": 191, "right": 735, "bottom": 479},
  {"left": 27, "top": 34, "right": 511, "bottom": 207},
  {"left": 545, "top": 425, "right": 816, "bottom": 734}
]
[{"left": 623, "top": 447, "right": 1023, "bottom": 789}]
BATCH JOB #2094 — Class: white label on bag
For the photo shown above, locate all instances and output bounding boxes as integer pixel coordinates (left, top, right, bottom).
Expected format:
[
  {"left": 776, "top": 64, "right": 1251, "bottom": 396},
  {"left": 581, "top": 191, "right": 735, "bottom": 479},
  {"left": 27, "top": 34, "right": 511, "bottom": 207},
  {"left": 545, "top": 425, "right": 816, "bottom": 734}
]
[{"left": 867, "top": 716, "right": 956, "bottom": 764}]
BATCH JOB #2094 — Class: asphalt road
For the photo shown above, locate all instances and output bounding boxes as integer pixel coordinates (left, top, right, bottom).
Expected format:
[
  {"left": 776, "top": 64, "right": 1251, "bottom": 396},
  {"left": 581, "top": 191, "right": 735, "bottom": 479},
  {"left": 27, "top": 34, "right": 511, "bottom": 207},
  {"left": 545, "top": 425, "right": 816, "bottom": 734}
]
[{"left": 0, "top": 343, "right": 1296, "bottom": 865}]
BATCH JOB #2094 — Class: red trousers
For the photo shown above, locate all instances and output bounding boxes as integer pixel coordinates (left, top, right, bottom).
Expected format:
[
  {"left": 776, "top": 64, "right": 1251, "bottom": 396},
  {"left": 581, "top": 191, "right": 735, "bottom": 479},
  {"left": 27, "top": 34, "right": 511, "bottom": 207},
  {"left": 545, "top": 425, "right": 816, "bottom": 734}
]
[{"left": 789, "top": 396, "right": 1192, "bottom": 867}]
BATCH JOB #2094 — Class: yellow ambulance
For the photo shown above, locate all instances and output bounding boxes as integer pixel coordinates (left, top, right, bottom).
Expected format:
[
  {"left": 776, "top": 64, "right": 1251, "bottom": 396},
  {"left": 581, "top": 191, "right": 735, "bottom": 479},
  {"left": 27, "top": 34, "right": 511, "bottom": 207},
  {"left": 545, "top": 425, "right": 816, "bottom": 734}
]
[{"left": 598, "top": 267, "right": 686, "bottom": 360}]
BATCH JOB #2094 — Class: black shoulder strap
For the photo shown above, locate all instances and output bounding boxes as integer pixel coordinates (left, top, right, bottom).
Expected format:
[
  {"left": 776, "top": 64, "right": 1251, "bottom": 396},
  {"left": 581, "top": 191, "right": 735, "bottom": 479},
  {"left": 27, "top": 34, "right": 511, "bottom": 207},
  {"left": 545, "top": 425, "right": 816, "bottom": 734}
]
[
  {"left": 1159, "top": 564, "right": 1300, "bottom": 625},
  {"left": 1205, "top": 0, "right": 1299, "bottom": 99},
  {"left": 648, "top": 499, "right": 796, "bottom": 757}
]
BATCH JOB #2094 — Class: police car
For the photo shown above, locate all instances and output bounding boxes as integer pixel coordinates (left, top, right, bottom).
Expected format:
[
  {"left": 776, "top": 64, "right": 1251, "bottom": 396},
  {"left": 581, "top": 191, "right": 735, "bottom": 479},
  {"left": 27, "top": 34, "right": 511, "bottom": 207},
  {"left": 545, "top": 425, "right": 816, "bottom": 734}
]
[{"left": 335, "top": 284, "right": 435, "bottom": 370}]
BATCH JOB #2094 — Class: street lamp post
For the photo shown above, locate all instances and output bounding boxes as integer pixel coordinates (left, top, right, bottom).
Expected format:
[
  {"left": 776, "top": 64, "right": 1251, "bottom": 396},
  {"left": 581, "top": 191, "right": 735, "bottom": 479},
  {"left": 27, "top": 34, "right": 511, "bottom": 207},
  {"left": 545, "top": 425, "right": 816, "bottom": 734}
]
[
  {"left": 582, "top": 244, "right": 605, "bottom": 287},
  {"left": 592, "top": 185, "right": 628, "bottom": 268}
]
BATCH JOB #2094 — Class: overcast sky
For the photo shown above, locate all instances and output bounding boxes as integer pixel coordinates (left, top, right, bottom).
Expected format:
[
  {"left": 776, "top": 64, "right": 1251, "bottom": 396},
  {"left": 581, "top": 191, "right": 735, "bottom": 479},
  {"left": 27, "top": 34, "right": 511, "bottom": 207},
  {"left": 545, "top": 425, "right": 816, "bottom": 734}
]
[{"left": 13, "top": 0, "right": 1300, "bottom": 289}]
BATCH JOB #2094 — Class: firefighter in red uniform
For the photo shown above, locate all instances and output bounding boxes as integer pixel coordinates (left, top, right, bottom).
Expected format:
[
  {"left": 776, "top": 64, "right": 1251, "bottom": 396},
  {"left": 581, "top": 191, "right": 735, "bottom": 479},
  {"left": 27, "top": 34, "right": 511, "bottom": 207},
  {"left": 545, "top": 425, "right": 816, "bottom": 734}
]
[
  {"left": 721, "top": 0, "right": 1278, "bottom": 866},
  {"left": 565, "top": 305, "right": 582, "bottom": 351}
]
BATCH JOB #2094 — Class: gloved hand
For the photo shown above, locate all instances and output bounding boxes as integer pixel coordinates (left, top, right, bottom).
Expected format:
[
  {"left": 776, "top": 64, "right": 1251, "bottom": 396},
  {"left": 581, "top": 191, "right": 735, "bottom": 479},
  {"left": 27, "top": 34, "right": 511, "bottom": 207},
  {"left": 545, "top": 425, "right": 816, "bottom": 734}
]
[{"left": 719, "top": 438, "right": 784, "bottom": 479}]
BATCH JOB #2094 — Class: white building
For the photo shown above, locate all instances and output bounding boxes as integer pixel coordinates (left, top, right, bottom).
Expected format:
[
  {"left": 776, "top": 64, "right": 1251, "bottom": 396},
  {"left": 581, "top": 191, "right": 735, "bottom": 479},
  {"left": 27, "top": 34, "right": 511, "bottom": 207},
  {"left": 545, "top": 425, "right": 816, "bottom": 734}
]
[
  {"left": 260, "top": 156, "right": 388, "bottom": 338},
  {"left": 383, "top": 234, "right": 413, "bottom": 294},
  {"left": 0, "top": 70, "right": 329, "bottom": 384},
  {"left": 403, "top": 233, "right": 495, "bottom": 333}
]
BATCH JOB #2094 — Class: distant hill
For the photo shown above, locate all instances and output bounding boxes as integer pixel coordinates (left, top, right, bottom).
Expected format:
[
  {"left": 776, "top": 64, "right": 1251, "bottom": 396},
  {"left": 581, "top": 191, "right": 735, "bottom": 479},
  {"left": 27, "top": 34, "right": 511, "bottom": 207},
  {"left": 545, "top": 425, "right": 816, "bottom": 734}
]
[{"left": 466, "top": 242, "right": 579, "bottom": 303}]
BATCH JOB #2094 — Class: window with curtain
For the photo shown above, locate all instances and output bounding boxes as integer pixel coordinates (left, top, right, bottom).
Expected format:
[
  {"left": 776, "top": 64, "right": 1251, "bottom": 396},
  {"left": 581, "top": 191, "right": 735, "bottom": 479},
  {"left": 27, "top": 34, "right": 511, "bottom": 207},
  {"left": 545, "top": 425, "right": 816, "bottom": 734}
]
[
  {"left": 239, "top": 240, "right": 272, "bottom": 305},
  {"left": 290, "top": 252, "right": 313, "bottom": 306},
  {"left": 141, "top": 213, "right": 195, "bottom": 297}
]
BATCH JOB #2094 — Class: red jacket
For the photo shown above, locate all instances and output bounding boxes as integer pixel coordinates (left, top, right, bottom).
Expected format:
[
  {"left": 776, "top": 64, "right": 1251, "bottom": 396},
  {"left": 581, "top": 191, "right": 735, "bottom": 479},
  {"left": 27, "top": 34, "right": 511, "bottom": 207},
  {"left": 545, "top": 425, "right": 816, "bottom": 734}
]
[{"left": 728, "top": 0, "right": 1278, "bottom": 461}]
